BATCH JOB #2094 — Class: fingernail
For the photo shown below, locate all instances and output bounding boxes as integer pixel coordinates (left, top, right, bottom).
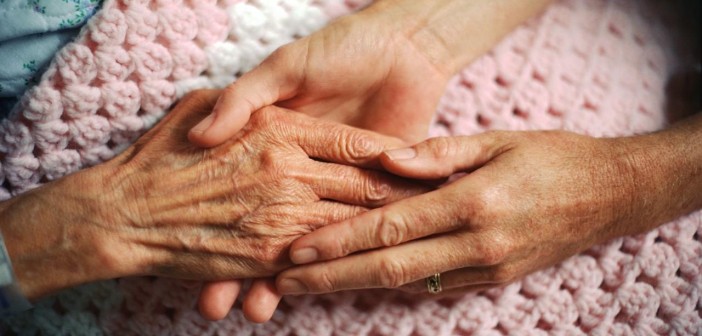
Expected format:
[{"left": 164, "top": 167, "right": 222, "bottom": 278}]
[
  {"left": 278, "top": 278, "right": 308, "bottom": 295},
  {"left": 291, "top": 248, "right": 318, "bottom": 264},
  {"left": 384, "top": 148, "right": 416, "bottom": 160},
  {"left": 191, "top": 114, "right": 215, "bottom": 135}
]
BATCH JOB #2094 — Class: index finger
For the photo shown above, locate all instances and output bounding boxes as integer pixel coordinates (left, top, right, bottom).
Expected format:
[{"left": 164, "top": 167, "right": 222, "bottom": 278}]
[
  {"left": 288, "top": 183, "right": 470, "bottom": 264},
  {"left": 289, "top": 109, "right": 408, "bottom": 169}
]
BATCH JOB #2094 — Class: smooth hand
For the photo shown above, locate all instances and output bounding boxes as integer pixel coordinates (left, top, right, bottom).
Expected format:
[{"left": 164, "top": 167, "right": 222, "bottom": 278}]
[
  {"left": 277, "top": 127, "right": 702, "bottom": 295},
  {"left": 189, "top": 0, "right": 556, "bottom": 147},
  {"left": 187, "top": 3, "right": 450, "bottom": 146}
]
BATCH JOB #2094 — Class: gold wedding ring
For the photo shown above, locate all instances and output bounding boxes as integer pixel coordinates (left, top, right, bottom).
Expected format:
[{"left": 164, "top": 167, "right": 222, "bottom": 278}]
[{"left": 426, "top": 273, "right": 442, "bottom": 294}]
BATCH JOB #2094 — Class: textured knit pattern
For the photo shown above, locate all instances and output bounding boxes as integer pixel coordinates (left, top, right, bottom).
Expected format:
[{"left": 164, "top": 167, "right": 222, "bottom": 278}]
[
  {"left": 0, "top": 0, "right": 102, "bottom": 115},
  {"left": 0, "top": 0, "right": 337, "bottom": 199},
  {"left": 2, "top": 0, "right": 701, "bottom": 335},
  {"left": 0, "top": 0, "right": 224, "bottom": 198}
]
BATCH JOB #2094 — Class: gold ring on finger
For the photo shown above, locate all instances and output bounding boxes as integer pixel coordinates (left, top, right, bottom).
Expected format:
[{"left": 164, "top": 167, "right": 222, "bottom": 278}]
[{"left": 426, "top": 273, "right": 442, "bottom": 294}]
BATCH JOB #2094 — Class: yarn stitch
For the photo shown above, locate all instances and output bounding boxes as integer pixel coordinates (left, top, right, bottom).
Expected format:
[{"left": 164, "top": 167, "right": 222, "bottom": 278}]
[{"left": 0, "top": 0, "right": 700, "bottom": 335}]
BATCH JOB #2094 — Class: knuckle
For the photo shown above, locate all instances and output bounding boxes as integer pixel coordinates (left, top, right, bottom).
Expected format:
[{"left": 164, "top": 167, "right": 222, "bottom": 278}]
[
  {"left": 428, "top": 137, "right": 454, "bottom": 159},
  {"left": 476, "top": 236, "right": 511, "bottom": 265},
  {"left": 377, "top": 257, "right": 409, "bottom": 288},
  {"left": 256, "top": 249, "right": 279, "bottom": 266},
  {"left": 343, "top": 133, "right": 381, "bottom": 162},
  {"left": 253, "top": 239, "right": 285, "bottom": 265},
  {"left": 468, "top": 186, "right": 507, "bottom": 224},
  {"left": 92, "top": 235, "right": 135, "bottom": 277},
  {"left": 332, "top": 240, "right": 349, "bottom": 260},
  {"left": 330, "top": 227, "right": 352, "bottom": 258},
  {"left": 317, "top": 269, "right": 337, "bottom": 292},
  {"left": 479, "top": 247, "right": 504, "bottom": 266},
  {"left": 266, "top": 44, "right": 304, "bottom": 86},
  {"left": 376, "top": 210, "right": 407, "bottom": 247},
  {"left": 221, "top": 83, "right": 238, "bottom": 97},
  {"left": 490, "top": 265, "right": 517, "bottom": 283},
  {"left": 260, "top": 150, "right": 287, "bottom": 176},
  {"left": 261, "top": 151, "right": 304, "bottom": 183},
  {"left": 249, "top": 106, "right": 287, "bottom": 132},
  {"left": 362, "top": 173, "right": 391, "bottom": 204},
  {"left": 171, "top": 230, "right": 201, "bottom": 254}
]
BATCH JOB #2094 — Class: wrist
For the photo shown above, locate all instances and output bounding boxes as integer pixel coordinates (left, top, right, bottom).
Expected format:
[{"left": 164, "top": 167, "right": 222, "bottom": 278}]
[
  {"left": 638, "top": 115, "right": 702, "bottom": 215},
  {"left": 360, "top": 0, "right": 461, "bottom": 76},
  {"left": 602, "top": 115, "right": 702, "bottom": 238},
  {"left": 365, "top": 0, "right": 553, "bottom": 75},
  {"left": 0, "top": 166, "right": 140, "bottom": 300},
  {"left": 0, "top": 228, "right": 32, "bottom": 313}
]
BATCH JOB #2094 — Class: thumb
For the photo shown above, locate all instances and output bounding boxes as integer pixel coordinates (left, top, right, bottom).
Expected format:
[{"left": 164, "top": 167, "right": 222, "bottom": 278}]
[
  {"left": 188, "top": 48, "right": 303, "bottom": 147},
  {"left": 380, "top": 133, "right": 509, "bottom": 179}
]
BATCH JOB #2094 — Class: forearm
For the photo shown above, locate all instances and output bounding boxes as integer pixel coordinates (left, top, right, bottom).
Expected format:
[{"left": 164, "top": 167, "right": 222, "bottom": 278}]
[
  {"left": 0, "top": 167, "right": 131, "bottom": 300},
  {"left": 610, "top": 113, "right": 702, "bottom": 237},
  {"left": 364, "top": 0, "right": 554, "bottom": 75}
]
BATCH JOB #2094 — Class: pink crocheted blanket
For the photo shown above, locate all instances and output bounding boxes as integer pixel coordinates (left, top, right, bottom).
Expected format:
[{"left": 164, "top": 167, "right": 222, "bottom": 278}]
[{"left": 2, "top": 0, "right": 700, "bottom": 334}]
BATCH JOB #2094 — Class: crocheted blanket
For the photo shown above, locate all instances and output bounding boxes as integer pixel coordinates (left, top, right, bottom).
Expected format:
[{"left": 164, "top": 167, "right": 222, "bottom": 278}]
[{"left": 2, "top": 0, "right": 700, "bottom": 334}]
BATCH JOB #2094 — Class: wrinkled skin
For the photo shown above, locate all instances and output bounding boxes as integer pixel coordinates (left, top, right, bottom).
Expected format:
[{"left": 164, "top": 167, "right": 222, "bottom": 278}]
[
  {"left": 278, "top": 126, "right": 702, "bottom": 295},
  {"left": 1, "top": 90, "right": 428, "bottom": 300},
  {"left": 191, "top": 9, "right": 450, "bottom": 320},
  {"left": 191, "top": 0, "right": 699, "bottom": 323},
  {"left": 101, "top": 90, "right": 428, "bottom": 279},
  {"left": 191, "top": 0, "right": 557, "bottom": 322}
]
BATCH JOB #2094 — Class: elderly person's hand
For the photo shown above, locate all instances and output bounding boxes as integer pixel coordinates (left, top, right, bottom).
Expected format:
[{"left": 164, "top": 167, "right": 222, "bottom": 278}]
[
  {"left": 194, "top": 0, "right": 554, "bottom": 321},
  {"left": 194, "top": 1, "right": 452, "bottom": 320},
  {"left": 0, "top": 90, "right": 428, "bottom": 303},
  {"left": 276, "top": 117, "right": 702, "bottom": 295}
]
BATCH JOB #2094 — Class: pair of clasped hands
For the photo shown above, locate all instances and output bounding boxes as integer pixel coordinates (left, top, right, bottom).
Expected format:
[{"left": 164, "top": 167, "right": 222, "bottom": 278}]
[{"left": 180, "top": 0, "right": 701, "bottom": 324}]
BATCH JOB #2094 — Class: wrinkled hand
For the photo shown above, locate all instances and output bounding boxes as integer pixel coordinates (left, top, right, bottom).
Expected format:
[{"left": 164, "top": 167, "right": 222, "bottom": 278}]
[
  {"left": 276, "top": 131, "right": 671, "bottom": 295},
  {"left": 192, "top": 7, "right": 450, "bottom": 320},
  {"left": 94, "top": 90, "right": 426, "bottom": 293},
  {"left": 187, "top": 6, "right": 449, "bottom": 147}
]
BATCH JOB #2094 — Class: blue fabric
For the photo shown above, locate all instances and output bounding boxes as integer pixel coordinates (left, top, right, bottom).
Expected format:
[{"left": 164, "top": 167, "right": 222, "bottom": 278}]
[{"left": 0, "top": 0, "right": 102, "bottom": 116}]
